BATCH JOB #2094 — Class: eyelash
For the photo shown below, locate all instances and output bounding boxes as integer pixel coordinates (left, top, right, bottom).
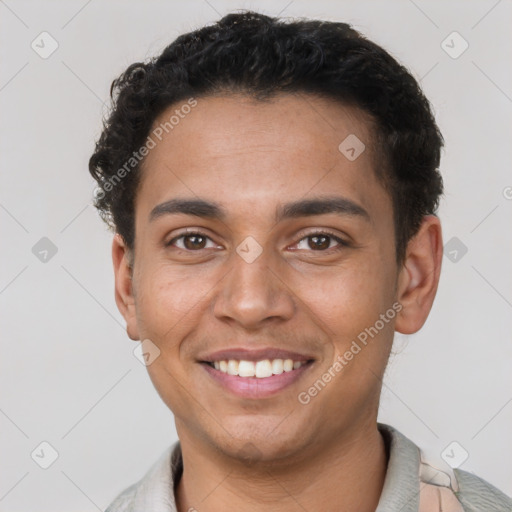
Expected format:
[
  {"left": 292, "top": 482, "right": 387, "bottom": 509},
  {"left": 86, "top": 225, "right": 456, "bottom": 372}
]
[{"left": 166, "top": 230, "right": 349, "bottom": 253}]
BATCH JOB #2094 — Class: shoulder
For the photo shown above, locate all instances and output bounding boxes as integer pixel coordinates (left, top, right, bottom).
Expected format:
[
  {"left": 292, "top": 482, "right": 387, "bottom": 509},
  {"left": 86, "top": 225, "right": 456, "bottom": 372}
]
[
  {"left": 104, "top": 481, "right": 138, "bottom": 512},
  {"left": 104, "top": 442, "right": 181, "bottom": 512},
  {"left": 453, "top": 467, "right": 512, "bottom": 511},
  {"left": 377, "top": 423, "right": 511, "bottom": 511}
]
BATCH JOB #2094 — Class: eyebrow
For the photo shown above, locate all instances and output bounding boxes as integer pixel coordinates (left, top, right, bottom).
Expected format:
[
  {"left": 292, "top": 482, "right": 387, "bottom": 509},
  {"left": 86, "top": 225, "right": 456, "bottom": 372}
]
[{"left": 149, "top": 196, "right": 370, "bottom": 224}]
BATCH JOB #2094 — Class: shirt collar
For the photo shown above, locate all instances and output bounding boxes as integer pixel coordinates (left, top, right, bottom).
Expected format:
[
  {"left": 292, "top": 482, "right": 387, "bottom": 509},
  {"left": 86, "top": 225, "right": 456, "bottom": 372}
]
[
  {"left": 110, "top": 422, "right": 427, "bottom": 512},
  {"left": 376, "top": 422, "right": 421, "bottom": 511}
]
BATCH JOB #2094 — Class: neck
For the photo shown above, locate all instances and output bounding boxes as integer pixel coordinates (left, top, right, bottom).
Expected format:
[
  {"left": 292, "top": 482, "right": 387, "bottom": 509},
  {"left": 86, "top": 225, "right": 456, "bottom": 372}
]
[{"left": 175, "top": 422, "right": 388, "bottom": 512}]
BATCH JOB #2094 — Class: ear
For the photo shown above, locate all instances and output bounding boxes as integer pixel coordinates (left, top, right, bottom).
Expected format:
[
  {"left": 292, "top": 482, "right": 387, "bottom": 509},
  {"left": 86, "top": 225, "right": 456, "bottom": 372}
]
[
  {"left": 395, "top": 215, "right": 443, "bottom": 334},
  {"left": 112, "top": 233, "right": 140, "bottom": 341}
]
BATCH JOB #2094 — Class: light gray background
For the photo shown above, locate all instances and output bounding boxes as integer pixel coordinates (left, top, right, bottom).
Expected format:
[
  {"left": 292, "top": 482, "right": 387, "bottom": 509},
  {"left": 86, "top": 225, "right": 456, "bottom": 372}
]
[{"left": 1, "top": 0, "right": 511, "bottom": 510}]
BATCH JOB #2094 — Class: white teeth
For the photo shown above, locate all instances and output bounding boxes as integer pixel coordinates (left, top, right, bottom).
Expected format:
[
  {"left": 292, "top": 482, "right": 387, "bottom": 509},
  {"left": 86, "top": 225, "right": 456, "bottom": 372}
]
[
  {"left": 227, "top": 359, "right": 239, "bottom": 376},
  {"left": 255, "top": 359, "right": 272, "bottom": 378},
  {"left": 271, "top": 359, "right": 284, "bottom": 375},
  {"left": 238, "top": 360, "right": 255, "bottom": 377},
  {"left": 211, "top": 358, "right": 306, "bottom": 378}
]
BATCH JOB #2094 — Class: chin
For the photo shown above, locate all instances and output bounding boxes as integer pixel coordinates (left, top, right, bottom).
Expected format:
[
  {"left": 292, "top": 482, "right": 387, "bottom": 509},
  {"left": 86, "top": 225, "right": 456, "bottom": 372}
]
[
  {"left": 225, "top": 440, "right": 300, "bottom": 466},
  {"left": 211, "top": 417, "right": 310, "bottom": 464}
]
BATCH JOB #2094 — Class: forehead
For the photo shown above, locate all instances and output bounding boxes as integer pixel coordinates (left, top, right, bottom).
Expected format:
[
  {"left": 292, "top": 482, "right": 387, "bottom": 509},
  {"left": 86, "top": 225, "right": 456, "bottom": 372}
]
[{"left": 135, "top": 93, "right": 391, "bottom": 226}]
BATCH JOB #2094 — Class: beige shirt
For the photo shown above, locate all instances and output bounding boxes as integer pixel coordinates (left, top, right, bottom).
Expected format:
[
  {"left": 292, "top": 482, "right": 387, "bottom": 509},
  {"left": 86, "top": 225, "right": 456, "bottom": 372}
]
[{"left": 105, "top": 423, "right": 512, "bottom": 511}]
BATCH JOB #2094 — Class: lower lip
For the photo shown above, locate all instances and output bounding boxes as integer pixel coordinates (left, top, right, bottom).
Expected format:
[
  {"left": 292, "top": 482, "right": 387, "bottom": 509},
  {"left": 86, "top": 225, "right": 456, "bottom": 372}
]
[{"left": 201, "top": 362, "right": 313, "bottom": 399}]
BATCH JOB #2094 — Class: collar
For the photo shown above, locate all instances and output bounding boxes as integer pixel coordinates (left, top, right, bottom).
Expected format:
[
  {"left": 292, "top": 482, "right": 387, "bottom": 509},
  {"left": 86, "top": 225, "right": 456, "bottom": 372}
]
[{"left": 106, "top": 422, "right": 458, "bottom": 512}]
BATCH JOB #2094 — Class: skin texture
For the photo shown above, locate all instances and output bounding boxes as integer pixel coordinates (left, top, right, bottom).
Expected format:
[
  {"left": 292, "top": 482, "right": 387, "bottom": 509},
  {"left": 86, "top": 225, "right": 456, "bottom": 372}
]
[{"left": 112, "top": 93, "right": 443, "bottom": 511}]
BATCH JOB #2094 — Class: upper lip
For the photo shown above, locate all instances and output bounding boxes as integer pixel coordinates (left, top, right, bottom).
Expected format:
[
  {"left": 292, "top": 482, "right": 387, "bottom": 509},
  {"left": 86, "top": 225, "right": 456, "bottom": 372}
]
[{"left": 199, "top": 348, "right": 315, "bottom": 363}]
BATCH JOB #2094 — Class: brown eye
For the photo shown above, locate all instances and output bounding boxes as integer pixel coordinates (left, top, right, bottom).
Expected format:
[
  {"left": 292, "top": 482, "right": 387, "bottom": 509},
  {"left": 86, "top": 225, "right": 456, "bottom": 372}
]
[
  {"left": 295, "top": 232, "right": 346, "bottom": 252},
  {"left": 167, "top": 232, "right": 217, "bottom": 251},
  {"left": 183, "top": 234, "right": 206, "bottom": 250},
  {"left": 308, "top": 234, "right": 331, "bottom": 250}
]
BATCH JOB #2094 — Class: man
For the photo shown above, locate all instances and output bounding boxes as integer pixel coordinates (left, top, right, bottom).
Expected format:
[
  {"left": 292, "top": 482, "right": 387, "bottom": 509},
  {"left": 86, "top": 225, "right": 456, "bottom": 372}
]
[{"left": 89, "top": 10, "right": 511, "bottom": 512}]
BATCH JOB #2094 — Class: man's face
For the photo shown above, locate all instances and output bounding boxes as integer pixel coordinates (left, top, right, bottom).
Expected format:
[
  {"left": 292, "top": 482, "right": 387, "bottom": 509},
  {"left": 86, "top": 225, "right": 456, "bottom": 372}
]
[{"left": 121, "top": 94, "right": 401, "bottom": 462}]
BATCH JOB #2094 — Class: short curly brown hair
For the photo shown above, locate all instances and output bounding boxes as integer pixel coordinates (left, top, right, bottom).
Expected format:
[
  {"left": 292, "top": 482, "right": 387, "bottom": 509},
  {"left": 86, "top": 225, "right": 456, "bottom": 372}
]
[{"left": 89, "top": 10, "right": 443, "bottom": 266}]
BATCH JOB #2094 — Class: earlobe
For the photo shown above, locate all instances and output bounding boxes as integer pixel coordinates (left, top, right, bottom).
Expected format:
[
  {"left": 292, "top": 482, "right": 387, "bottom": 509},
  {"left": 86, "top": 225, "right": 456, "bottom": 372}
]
[
  {"left": 395, "top": 215, "right": 443, "bottom": 335},
  {"left": 112, "top": 234, "right": 140, "bottom": 341}
]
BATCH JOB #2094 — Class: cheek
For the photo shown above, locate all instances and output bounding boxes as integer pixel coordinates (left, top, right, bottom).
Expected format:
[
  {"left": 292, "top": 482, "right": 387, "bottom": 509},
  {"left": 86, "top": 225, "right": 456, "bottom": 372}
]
[
  {"left": 134, "top": 263, "right": 213, "bottom": 344},
  {"left": 292, "top": 260, "right": 394, "bottom": 337}
]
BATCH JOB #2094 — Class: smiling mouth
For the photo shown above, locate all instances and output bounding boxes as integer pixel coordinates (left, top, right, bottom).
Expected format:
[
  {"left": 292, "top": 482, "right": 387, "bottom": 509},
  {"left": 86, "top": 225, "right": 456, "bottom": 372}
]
[{"left": 202, "top": 358, "right": 315, "bottom": 378}]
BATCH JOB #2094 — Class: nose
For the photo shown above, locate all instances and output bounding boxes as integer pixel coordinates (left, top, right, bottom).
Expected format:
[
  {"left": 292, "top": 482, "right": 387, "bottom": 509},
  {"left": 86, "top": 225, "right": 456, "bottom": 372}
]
[{"left": 212, "top": 248, "right": 295, "bottom": 330}]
